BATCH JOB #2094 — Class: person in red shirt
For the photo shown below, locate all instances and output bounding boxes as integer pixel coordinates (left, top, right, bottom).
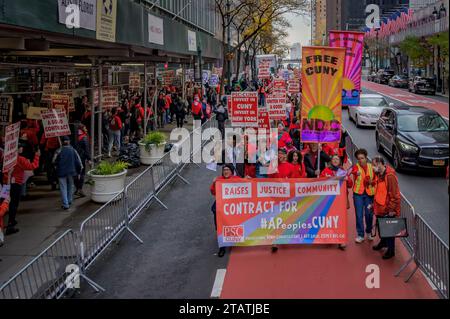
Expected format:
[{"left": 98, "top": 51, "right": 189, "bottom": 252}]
[
  {"left": 164, "top": 91, "right": 172, "bottom": 123},
  {"left": 271, "top": 149, "right": 295, "bottom": 179},
  {"left": 0, "top": 196, "right": 10, "bottom": 246},
  {"left": 277, "top": 123, "right": 292, "bottom": 149},
  {"left": 4, "top": 144, "right": 40, "bottom": 235},
  {"left": 287, "top": 150, "right": 306, "bottom": 178},
  {"left": 210, "top": 164, "right": 242, "bottom": 257},
  {"left": 191, "top": 96, "right": 203, "bottom": 121},
  {"left": 371, "top": 156, "right": 401, "bottom": 259},
  {"left": 108, "top": 107, "right": 123, "bottom": 158}
]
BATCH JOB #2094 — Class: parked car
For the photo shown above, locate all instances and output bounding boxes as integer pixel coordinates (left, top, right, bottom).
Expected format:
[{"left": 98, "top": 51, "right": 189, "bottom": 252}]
[
  {"left": 375, "top": 105, "right": 449, "bottom": 172},
  {"left": 388, "top": 75, "right": 409, "bottom": 88},
  {"left": 348, "top": 94, "right": 393, "bottom": 128},
  {"left": 374, "top": 69, "right": 395, "bottom": 84},
  {"left": 367, "top": 72, "right": 377, "bottom": 82},
  {"left": 408, "top": 76, "right": 436, "bottom": 95}
]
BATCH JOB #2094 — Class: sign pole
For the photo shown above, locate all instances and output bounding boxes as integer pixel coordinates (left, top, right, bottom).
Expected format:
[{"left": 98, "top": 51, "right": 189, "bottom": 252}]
[
  {"left": 317, "top": 143, "right": 321, "bottom": 177},
  {"left": 144, "top": 61, "right": 148, "bottom": 136}
]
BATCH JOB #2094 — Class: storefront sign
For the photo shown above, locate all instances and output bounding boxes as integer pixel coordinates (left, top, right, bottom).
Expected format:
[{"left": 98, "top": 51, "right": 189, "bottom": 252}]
[
  {"left": 188, "top": 30, "right": 197, "bottom": 51},
  {"left": 148, "top": 13, "right": 164, "bottom": 45},
  {"left": 96, "top": 0, "right": 117, "bottom": 42},
  {"left": 58, "top": 0, "right": 97, "bottom": 31}
]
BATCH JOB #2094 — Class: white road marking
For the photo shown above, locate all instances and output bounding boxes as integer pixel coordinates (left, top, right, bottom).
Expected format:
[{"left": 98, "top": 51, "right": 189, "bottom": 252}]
[{"left": 211, "top": 269, "right": 227, "bottom": 298}]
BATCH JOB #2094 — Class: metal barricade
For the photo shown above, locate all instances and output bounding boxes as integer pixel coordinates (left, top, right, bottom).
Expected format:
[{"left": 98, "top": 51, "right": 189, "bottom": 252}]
[
  {"left": 413, "top": 215, "right": 449, "bottom": 299},
  {"left": 0, "top": 230, "right": 79, "bottom": 299},
  {"left": 79, "top": 193, "right": 127, "bottom": 271},
  {"left": 344, "top": 126, "right": 449, "bottom": 299},
  {"left": 125, "top": 165, "right": 156, "bottom": 221}
]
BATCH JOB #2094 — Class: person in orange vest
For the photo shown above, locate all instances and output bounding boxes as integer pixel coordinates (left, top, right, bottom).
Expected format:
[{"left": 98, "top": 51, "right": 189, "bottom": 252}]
[
  {"left": 371, "top": 156, "right": 401, "bottom": 259},
  {"left": 350, "top": 149, "right": 376, "bottom": 243}
]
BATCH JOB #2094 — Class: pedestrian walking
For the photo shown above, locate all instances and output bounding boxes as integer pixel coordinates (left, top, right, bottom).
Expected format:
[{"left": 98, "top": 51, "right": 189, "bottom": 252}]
[
  {"left": 3, "top": 144, "right": 40, "bottom": 235},
  {"left": 210, "top": 164, "right": 241, "bottom": 257},
  {"left": 349, "top": 149, "right": 376, "bottom": 243},
  {"left": 0, "top": 191, "right": 10, "bottom": 246},
  {"left": 53, "top": 136, "right": 83, "bottom": 210},
  {"left": 108, "top": 107, "right": 123, "bottom": 158},
  {"left": 74, "top": 124, "right": 91, "bottom": 198},
  {"left": 174, "top": 94, "right": 186, "bottom": 128},
  {"left": 214, "top": 102, "right": 228, "bottom": 138},
  {"left": 371, "top": 156, "right": 401, "bottom": 259}
]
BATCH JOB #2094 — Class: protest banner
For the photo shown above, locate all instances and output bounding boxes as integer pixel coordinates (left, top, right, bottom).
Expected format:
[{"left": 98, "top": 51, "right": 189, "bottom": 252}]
[
  {"left": 329, "top": 31, "right": 365, "bottom": 106},
  {"left": 231, "top": 92, "right": 258, "bottom": 128},
  {"left": 2, "top": 122, "right": 21, "bottom": 173},
  {"left": 41, "top": 109, "right": 71, "bottom": 138},
  {"left": 301, "top": 46, "right": 345, "bottom": 143},
  {"left": 288, "top": 79, "right": 300, "bottom": 94},
  {"left": 258, "top": 61, "right": 271, "bottom": 79},
  {"left": 209, "top": 74, "right": 220, "bottom": 87},
  {"left": 266, "top": 93, "right": 286, "bottom": 121},
  {"left": 41, "top": 83, "right": 61, "bottom": 105},
  {"left": 51, "top": 94, "right": 70, "bottom": 114},
  {"left": 258, "top": 107, "right": 270, "bottom": 130},
  {"left": 26, "top": 107, "right": 48, "bottom": 120},
  {"left": 101, "top": 88, "right": 119, "bottom": 110},
  {"left": 129, "top": 72, "right": 141, "bottom": 91},
  {"left": 216, "top": 178, "right": 348, "bottom": 247},
  {"left": 0, "top": 96, "right": 12, "bottom": 125}
]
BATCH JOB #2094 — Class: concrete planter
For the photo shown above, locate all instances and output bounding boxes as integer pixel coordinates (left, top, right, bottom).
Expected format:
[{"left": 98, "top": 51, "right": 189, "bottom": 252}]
[
  {"left": 87, "top": 169, "right": 127, "bottom": 204},
  {"left": 139, "top": 142, "right": 166, "bottom": 165}
]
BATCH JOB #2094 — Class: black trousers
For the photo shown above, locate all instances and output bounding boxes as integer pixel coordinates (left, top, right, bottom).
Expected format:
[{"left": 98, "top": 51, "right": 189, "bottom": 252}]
[
  {"left": 8, "top": 183, "right": 22, "bottom": 226},
  {"left": 176, "top": 115, "right": 185, "bottom": 128}
]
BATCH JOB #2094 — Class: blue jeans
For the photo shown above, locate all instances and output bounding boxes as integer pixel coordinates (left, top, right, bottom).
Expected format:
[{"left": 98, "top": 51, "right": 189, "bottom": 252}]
[
  {"left": 59, "top": 176, "right": 74, "bottom": 208},
  {"left": 108, "top": 130, "right": 121, "bottom": 154},
  {"left": 353, "top": 193, "right": 374, "bottom": 238}
]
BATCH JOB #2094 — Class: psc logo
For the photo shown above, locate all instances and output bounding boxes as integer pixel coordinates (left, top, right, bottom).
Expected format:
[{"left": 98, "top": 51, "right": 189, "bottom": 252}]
[{"left": 223, "top": 226, "right": 244, "bottom": 243}]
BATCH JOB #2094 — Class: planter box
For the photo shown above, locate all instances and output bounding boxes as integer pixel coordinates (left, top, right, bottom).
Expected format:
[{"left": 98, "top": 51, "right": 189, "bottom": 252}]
[
  {"left": 87, "top": 169, "right": 127, "bottom": 204},
  {"left": 139, "top": 142, "right": 166, "bottom": 165}
]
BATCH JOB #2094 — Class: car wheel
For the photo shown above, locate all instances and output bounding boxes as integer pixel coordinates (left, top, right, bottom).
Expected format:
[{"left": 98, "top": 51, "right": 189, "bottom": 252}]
[
  {"left": 355, "top": 115, "right": 361, "bottom": 128},
  {"left": 392, "top": 147, "right": 403, "bottom": 172},
  {"left": 376, "top": 133, "right": 383, "bottom": 153},
  {"left": 348, "top": 109, "right": 352, "bottom": 121}
]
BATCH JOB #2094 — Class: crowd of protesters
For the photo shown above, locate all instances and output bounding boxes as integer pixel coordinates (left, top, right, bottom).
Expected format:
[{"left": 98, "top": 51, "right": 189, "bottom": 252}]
[{"left": 210, "top": 74, "right": 401, "bottom": 260}]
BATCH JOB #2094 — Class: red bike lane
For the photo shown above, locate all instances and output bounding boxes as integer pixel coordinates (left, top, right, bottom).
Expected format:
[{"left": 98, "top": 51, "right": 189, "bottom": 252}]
[
  {"left": 220, "top": 193, "right": 437, "bottom": 299},
  {"left": 362, "top": 80, "right": 449, "bottom": 118}
]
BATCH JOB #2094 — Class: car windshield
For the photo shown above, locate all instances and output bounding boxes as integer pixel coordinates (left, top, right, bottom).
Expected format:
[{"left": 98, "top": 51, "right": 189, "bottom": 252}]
[
  {"left": 397, "top": 114, "right": 448, "bottom": 132},
  {"left": 360, "top": 97, "right": 388, "bottom": 107}
]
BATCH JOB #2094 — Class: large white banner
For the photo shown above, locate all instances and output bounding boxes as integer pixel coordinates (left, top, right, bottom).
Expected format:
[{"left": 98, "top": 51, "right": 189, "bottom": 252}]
[
  {"left": 58, "top": 0, "right": 97, "bottom": 31},
  {"left": 188, "top": 30, "right": 197, "bottom": 52},
  {"left": 148, "top": 14, "right": 164, "bottom": 45}
]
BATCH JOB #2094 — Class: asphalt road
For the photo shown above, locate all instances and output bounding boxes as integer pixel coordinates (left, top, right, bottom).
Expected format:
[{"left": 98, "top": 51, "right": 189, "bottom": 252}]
[
  {"left": 77, "top": 164, "right": 228, "bottom": 299},
  {"left": 344, "top": 86, "right": 449, "bottom": 245}
]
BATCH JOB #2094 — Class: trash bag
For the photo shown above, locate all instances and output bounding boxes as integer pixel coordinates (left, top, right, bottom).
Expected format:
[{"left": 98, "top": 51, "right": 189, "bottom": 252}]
[
  {"left": 164, "top": 143, "right": 174, "bottom": 153},
  {"left": 118, "top": 142, "right": 141, "bottom": 168}
]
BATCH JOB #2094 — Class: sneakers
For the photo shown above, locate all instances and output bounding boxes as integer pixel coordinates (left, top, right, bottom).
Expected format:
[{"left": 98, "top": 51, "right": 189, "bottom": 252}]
[
  {"left": 382, "top": 250, "right": 395, "bottom": 259},
  {"left": 373, "top": 242, "right": 386, "bottom": 251},
  {"left": 338, "top": 244, "right": 347, "bottom": 251},
  {"left": 367, "top": 234, "right": 375, "bottom": 241},
  {"left": 217, "top": 247, "right": 226, "bottom": 258},
  {"left": 355, "top": 236, "right": 365, "bottom": 243},
  {"left": 75, "top": 190, "right": 86, "bottom": 198}
]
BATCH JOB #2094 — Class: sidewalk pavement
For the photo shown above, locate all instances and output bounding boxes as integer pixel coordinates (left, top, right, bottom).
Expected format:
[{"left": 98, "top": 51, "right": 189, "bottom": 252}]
[{"left": 0, "top": 118, "right": 194, "bottom": 286}]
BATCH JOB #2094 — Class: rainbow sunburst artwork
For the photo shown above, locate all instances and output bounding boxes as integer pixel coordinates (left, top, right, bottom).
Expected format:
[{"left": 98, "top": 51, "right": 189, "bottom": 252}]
[
  {"left": 329, "top": 31, "right": 365, "bottom": 106},
  {"left": 301, "top": 47, "right": 346, "bottom": 143}
]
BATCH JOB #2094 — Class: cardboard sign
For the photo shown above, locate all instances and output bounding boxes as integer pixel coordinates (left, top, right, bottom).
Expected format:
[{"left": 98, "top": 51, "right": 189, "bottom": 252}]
[
  {"left": 258, "top": 61, "right": 271, "bottom": 79},
  {"left": 129, "top": 72, "right": 141, "bottom": 91},
  {"left": 258, "top": 107, "right": 270, "bottom": 130},
  {"left": 2, "top": 122, "right": 21, "bottom": 173},
  {"left": 41, "top": 83, "right": 61, "bottom": 105},
  {"left": 27, "top": 107, "right": 48, "bottom": 120},
  {"left": 267, "top": 93, "right": 287, "bottom": 121},
  {"left": 288, "top": 79, "right": 301, "bottom": 94},
  {"left": 0, "top": 96, "right": 12, "bottom": 125},
  {"left": 41, "top": 109, "right": 71, "bottom": 138},
  {"left": 51, "top": 95, "right": 70, "bottom": 115},
  {"left": 231, "top": 92, "right": 258, "bottom": 128},
  {"left": 101, "top": 88, "right": 119, "bottom": 110}
]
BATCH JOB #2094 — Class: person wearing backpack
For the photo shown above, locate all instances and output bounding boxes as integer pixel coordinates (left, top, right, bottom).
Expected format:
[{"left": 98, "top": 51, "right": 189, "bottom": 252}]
[{"left": 108, "top": 107, "right": 123, "bottom": 158}]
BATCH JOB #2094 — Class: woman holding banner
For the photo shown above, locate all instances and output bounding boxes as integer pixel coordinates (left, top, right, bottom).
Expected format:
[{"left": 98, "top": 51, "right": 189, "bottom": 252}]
[
  {"left": 321, "top": 155, "right": 353, "bottom": 250},
  {"left": 210, "top": 164, "right": 241, "bottom": 258}
]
